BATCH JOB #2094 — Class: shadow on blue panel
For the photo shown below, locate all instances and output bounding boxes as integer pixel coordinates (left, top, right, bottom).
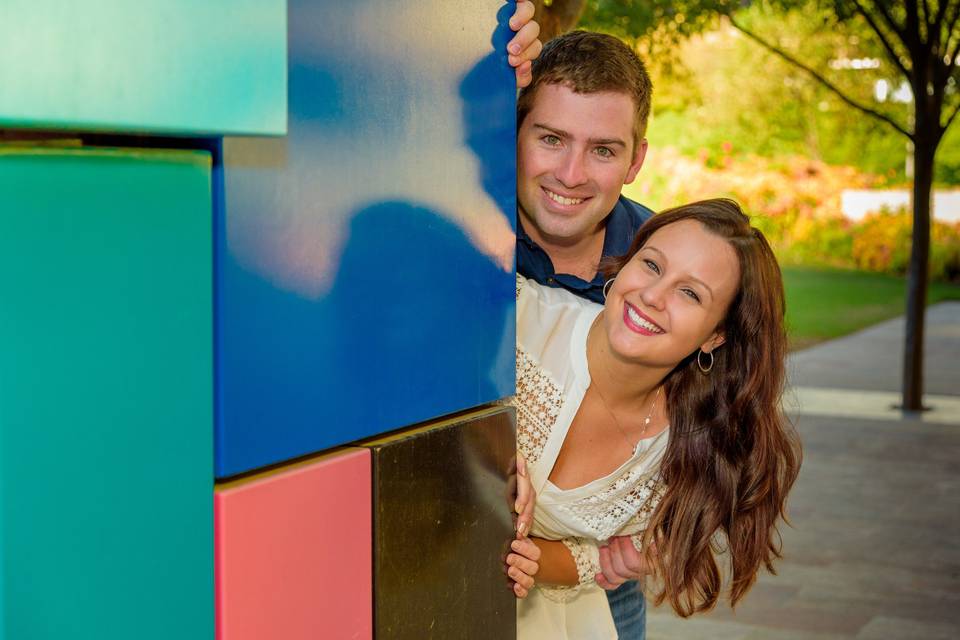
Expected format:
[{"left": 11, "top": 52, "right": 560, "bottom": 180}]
[{"left": 215, "top": 1, "right": 517, "bottom": 477}]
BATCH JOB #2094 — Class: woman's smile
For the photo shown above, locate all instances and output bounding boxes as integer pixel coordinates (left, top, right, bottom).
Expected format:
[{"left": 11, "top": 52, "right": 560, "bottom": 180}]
[{"left": 623, "top": 301, "right": 665, "bottom": 335}]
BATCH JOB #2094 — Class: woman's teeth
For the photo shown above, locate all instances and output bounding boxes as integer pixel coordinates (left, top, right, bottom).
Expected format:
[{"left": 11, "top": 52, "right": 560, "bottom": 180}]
[{"left": 627, "top": 305, "right": 663, "bottom": 333}]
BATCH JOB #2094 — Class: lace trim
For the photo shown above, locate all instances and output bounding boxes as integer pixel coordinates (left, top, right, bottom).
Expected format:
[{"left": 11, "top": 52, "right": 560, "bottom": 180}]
[
  {"left": 539, "top": 584, "right": 578, "bottom": 603},
  {"left": 537, "top": 537, "right": 599, "bottom": 603},
  {"left": 555, "top": 472, "right": 666, "bottom": 540},
  {"left": 563, "top": 536, "right": 600, "bottom": 586},
  {"left": 515, "top": 347, "right": 563, "bottom": 464}
]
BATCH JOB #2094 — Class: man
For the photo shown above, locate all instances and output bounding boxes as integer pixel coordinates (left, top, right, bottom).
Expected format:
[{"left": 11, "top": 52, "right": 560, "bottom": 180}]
[
  {"left": 517, "top": 30, "right": 653, "bottom": 304},
  {"left": 515, "top": 30, "right": 654, "bottom": 638}
]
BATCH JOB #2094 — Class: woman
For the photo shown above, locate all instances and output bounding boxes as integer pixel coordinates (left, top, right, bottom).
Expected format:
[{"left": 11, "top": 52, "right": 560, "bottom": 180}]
[{"left": 506, "top": 199, "right": 802, "bottom": 638}]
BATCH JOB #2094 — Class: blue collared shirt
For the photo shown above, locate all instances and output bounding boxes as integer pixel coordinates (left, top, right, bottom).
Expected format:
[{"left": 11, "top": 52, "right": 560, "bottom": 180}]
[{"left": 517, "top": 195, "right": 654, "bottom": 304}]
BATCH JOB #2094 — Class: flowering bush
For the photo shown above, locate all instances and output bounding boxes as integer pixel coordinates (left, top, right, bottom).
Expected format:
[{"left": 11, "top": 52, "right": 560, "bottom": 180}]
[{"left": 624, "top": 148, "right": 960, "bottom": 281}]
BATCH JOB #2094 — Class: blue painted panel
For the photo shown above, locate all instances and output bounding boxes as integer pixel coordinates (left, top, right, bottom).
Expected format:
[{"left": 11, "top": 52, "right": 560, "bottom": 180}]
[
  {"left": 0, "top": 0, "right": 286, "bottom": 135},
  {"left": 215, "top": 0, "right": 516, "bottom": 477}
]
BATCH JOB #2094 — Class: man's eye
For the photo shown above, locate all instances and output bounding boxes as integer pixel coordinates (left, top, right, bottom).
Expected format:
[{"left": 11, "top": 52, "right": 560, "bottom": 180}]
[
  {"left": 682, "top": 289, "right": 701, "bottom": 303},
  {"left": 542, "top": 135, "right": 561, "bottom": 145},
  {"left": 595, "top": 146, "right": 614, "bottom": 158},
  {"left": 643, "top": 259, "right": 660, "bottom": 274}
]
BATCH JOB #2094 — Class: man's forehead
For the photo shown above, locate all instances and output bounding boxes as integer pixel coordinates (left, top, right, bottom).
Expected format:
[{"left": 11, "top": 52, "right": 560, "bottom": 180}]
[{"left": 528, "top": 83, "right": 636, "bottom": 133}]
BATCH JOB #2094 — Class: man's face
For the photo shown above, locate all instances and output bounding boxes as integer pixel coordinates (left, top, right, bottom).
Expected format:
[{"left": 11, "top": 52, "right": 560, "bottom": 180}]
[{"left": 517, "top": 83, "right": 647, "bottom": 247}]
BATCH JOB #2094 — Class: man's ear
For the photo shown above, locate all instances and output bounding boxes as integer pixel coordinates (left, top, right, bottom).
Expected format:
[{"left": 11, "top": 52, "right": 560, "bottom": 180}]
[
  {"left": 699, "top": 331, "right": 726, "bottom": 354},
  {"left": 623, "top": 138, "right": 648, "bottom": 185}
]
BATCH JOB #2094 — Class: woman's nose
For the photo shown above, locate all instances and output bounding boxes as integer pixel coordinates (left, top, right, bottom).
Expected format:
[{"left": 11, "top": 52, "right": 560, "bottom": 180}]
[{"left": 640, "top": 282, "right": 667, "bottom": 310}]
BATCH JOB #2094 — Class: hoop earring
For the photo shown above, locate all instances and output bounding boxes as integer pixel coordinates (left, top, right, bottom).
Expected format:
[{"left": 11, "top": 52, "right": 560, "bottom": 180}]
[
  {"left": 697, "top": 349, "right": 714, "bottom": 373},
  {"left": 603, "top": 277, "right": 616, "bottom": 300}
]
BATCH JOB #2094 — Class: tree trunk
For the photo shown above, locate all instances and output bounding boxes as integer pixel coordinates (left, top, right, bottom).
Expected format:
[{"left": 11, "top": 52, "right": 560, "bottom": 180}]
[
  {"left": 902, "top": 116, "right": 936, "bottom": 411},
  {"left": 531, "top": 0, "right": 587, "bottom": 41}
]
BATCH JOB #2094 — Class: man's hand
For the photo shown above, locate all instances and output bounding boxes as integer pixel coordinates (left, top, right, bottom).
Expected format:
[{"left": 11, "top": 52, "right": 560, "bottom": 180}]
[
  {"left": 595, "top": 536, "right": 651, "bottom": 590},
  {"left": 508, "top": 1, "right": 543, "bottom": 88},
  {"left": 506, "top": 536, "right": 541, "bottom": 598}
]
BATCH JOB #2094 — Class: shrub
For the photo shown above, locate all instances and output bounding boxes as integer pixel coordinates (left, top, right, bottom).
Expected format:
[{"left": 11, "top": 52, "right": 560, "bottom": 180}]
[
  {"left": 851, "top": 208, "right": 960, "bottom": 281},
  {"left": 625, "top": 148, "right": 960, "bottom": 282}
]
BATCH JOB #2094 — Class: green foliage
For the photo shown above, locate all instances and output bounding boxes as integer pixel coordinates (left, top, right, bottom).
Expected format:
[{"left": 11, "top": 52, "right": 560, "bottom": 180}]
[
  {"left": 640, "top": 3, "right": 914, "bottom": 182},
  {"left": 935, "top": 123, "right": 960, "bottom": 186},
  {"left": 579, "top": 0, "right": 736, "bottom": 42}
]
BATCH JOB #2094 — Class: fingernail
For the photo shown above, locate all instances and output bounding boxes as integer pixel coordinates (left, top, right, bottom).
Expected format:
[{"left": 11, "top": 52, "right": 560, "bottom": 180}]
[
  {"left": 509, "top": 43, "right": 521, "bottom": 54},
  {"left": 511, "top": 539, "right": 522, "bottom": 551},
  {"left": 517, "top": 522, "right": 527, "bottom": 537}
]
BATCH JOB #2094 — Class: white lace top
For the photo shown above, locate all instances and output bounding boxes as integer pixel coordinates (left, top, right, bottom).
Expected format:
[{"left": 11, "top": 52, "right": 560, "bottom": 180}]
[{"left": 516, "top": 275, "right": 668, "bottom": 640}]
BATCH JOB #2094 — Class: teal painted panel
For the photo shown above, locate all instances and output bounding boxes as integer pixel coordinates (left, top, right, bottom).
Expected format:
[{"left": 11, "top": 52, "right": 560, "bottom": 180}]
[
  {"left": 0, "top": 147, "right": 213, "bottom": 640},
  {"left": 0, "top": 1, "right": 286, "bottom": 135}
]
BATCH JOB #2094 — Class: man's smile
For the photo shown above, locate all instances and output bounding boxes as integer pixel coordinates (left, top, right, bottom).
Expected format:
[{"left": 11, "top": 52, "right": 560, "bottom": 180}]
[{"left": 542, "top": 186, "right": 590, "bottom": 208}]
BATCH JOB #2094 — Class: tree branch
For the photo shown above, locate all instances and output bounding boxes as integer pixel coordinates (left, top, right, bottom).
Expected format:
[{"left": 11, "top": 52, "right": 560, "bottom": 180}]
[
  {"left": 904, "top": 0, "right": 923, "bottom": 54},
  {"left": 932, "top": 0, "right": 952, "bottom": 41},
  {"left": 945, "top": 3, "right": 960, "bottom": 62},
  {"left": 868, "top": 0, "right": 908, "bottom": 39},
  {"left": 728, "top": 15, "right": 913, "bottom": 140},
  {"left": 851, "top": 0, "right": 912, "bottom": 79},
  {"left": 920, "top": 0, "right": 931, "bottom": 42}
]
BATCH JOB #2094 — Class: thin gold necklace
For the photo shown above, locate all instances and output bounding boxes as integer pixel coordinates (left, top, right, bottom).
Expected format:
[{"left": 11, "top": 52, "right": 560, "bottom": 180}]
[{"left": 592, "top": 382, "right": 662, "bottom": 451}]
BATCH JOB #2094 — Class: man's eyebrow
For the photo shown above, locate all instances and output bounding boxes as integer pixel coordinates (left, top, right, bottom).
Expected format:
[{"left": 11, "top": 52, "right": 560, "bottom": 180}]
[
  {"left": 643, "top": 245, "right": 715, "bottom": 298},
  {"left": 587, "top": 136, "right": 627, "bottom": 148},
  {"left": 532, "top": 123, "right": 570, "bottom": 138}
]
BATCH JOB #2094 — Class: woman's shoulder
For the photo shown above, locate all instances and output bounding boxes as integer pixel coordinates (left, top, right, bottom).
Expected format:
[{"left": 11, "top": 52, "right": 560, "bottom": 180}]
[
  {"left": 516, "top": 274, "right": 602, "bottom": 312},
  {"left": 516, "top": 275, "right": 599, "bottom": 378}
]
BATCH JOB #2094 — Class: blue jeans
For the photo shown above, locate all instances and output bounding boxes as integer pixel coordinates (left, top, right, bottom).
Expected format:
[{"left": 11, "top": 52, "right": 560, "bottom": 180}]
[{"left": 606, "top": 580, "right": 646, "bottom": 639}]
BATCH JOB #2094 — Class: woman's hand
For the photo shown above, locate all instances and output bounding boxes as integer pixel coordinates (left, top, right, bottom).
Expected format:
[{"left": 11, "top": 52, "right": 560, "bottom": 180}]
[
  {"left": 507, "top": 536, "right": 542, "bottom": 598},
  {"left": 508, "top": 452, "right": 536, "bottom": 538},
  {"left": 595, "top": 536, "right": 652, "bottom": 590},
  {"left": 508, "top": 1, "right": 543, "bottom": 88}
]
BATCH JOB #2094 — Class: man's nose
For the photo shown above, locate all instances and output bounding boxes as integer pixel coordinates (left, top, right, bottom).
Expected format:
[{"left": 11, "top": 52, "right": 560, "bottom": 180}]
[{"left": 554, "top": 150, "right": 587, "bottom": 188}]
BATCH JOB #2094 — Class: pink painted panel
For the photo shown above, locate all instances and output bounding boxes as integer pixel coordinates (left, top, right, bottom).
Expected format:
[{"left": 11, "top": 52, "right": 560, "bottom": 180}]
[{"left": 216, "top": 448, "right": 372, "bottom": 640}]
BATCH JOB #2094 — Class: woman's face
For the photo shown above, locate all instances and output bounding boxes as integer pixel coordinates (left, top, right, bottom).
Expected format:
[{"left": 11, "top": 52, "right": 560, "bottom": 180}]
[{"left": 603, "top": 219, "right": 741, "bottom": 368}]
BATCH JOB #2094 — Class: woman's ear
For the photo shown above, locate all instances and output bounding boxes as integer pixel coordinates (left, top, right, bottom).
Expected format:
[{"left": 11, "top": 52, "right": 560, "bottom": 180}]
[{"left": 699, "top": 331, "right": 726, "bottom": 354}]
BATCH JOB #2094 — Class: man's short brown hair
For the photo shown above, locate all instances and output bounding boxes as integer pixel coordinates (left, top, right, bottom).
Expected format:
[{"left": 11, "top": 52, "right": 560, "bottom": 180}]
[{"left": 517, "top": 30, "right": 653, "bottom": 152}]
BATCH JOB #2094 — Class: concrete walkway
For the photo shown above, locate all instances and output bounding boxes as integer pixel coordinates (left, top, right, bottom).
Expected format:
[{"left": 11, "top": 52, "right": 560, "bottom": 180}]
[{"left": 647, "top": 302, "right": 960, "bottom": 639}]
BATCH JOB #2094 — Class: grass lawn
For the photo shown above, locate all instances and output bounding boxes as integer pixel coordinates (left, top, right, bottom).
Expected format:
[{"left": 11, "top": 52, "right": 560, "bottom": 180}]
[{"left": 784, "top": 266, "right": 960, "bottom": 350}]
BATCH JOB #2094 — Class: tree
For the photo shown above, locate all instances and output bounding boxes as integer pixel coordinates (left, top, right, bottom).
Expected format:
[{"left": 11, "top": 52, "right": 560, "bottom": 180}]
[
  {"left": 578, "top": 0, "right": 960, "bottom": 410},
  {"left": 530, "top": 0, "right": 588, "bottom": 40}
]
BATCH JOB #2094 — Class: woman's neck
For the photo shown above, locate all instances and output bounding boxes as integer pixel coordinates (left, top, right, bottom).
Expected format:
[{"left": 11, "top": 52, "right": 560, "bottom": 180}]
[{"left": 586, "top": 311, "right": 670, "bottom": 413}]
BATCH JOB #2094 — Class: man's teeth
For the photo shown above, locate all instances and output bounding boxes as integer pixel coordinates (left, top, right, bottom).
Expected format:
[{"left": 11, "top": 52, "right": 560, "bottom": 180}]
[
  {"left": 627, "top": 306, "right": 663, "bottom": 333},
  {"left": 546, "top": 190, "right": 584, "bottom": 206}
]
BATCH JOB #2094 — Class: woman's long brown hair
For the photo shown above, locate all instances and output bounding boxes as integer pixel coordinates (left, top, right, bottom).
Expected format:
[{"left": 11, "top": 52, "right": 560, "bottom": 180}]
[{"left": 603, "top": 198, "right": 802, "bottom": 617}]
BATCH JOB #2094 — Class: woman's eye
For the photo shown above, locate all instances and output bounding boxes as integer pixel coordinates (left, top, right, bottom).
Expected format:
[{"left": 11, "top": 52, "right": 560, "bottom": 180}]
[
  {"left": 682, "top": 289, "right": 701, "bottom": 303},
  {"left": 643, "top": 259, "right": 660, "bottom": 274},
  {"left": 595, "top": 146, "right": 614, "bottom": 158}
]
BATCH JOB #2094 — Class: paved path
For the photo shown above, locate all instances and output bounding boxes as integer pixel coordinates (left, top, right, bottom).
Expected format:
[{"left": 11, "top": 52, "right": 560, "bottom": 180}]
[{"left": 647, "top": 302, "right": 960, "bottom": 639}]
